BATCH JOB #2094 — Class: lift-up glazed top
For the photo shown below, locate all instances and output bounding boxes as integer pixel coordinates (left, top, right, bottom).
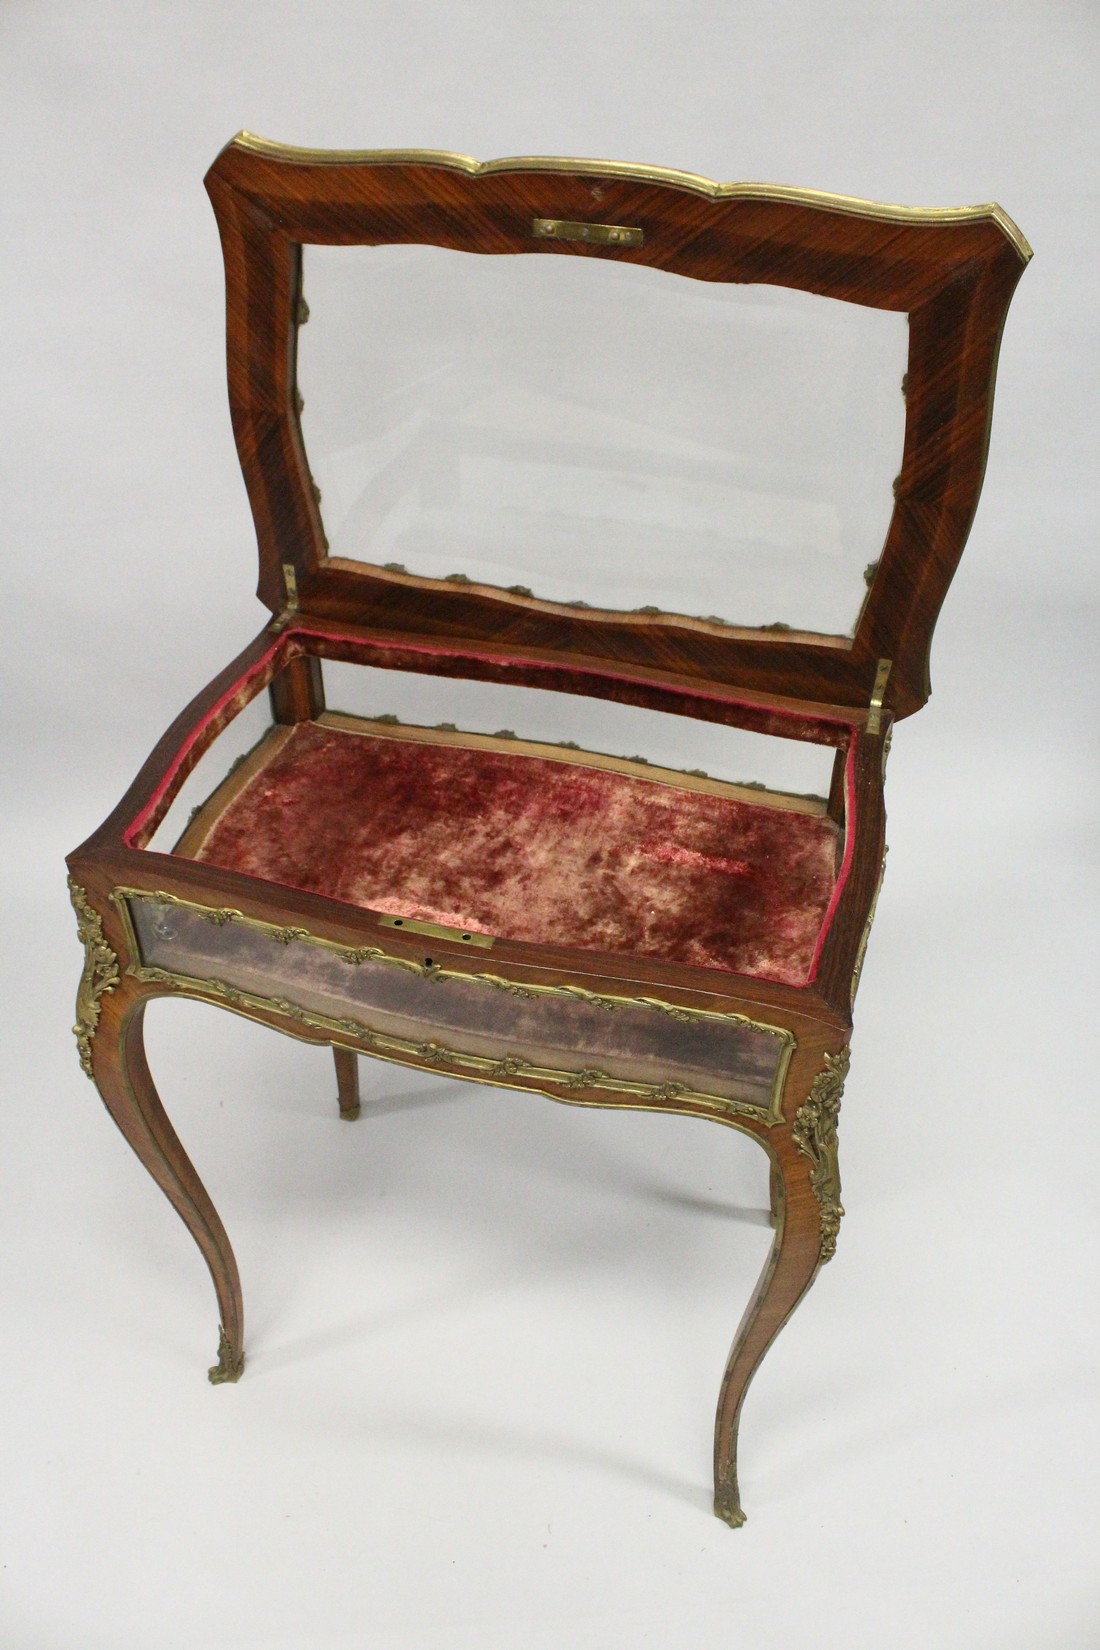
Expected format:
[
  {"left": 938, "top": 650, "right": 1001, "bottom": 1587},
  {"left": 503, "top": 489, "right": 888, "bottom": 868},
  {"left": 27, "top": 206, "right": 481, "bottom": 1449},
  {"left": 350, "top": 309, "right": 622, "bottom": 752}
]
[{"left": 205, "top": 133, "right": 1030, "bottom": 722}]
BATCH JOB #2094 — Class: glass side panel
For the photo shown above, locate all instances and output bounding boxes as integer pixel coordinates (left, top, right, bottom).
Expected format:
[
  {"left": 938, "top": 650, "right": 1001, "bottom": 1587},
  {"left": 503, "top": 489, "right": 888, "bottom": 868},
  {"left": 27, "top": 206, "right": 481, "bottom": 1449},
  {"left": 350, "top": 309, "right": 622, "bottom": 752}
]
[
  {"left": 127, "top": 895, "right": 790, "bottom": 1117},
  {"left": 298, "top": 244, "right": 908, "bottom": 637},
  {"left": 145, "top": 692, "right": 275, "bottom": 854},
  {"left": 321, "top": 663, "right": 838, "bottom": 796}
]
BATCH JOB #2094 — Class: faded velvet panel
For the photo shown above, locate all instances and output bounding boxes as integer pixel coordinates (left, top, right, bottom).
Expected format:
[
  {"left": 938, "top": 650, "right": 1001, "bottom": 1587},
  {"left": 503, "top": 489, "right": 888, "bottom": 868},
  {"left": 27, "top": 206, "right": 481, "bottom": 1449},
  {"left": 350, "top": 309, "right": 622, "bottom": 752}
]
[
  {"left": 128, "top": 898, "right": 789, "bottom": 1112},
  {"left": 187, "top": 722, "right": 840, "bottom": 986}
]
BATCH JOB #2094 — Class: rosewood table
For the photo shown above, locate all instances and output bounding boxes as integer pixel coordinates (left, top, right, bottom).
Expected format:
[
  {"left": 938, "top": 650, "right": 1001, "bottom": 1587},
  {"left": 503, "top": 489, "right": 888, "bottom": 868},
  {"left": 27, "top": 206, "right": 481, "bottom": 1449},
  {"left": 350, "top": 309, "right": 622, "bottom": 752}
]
[{"left": 68, "top": 135, "right": 1029, "bottom": 1525}]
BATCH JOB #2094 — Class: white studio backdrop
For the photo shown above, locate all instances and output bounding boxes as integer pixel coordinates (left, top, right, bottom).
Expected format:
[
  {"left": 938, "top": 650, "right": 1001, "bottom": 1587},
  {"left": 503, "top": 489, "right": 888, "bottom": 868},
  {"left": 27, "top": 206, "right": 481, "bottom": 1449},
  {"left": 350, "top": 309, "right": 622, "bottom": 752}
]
[{"left": 1, "top": 4, "right": 1097, "bottom": 1648}]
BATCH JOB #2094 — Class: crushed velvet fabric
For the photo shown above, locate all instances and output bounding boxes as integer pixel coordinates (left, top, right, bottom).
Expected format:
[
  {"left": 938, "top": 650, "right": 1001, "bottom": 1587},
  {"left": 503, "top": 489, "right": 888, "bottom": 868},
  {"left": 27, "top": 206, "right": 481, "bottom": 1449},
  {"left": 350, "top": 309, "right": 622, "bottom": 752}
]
[{"left": 190, "top": 722, "right": 842, "bottom": 985}]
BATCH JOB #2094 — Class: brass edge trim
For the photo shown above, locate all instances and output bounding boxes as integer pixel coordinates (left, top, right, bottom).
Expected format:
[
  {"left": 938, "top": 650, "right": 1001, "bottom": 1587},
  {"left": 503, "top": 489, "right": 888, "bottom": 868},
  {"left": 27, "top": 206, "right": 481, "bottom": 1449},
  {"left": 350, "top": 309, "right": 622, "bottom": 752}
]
[
  {"left": 792, "top": 1045, "right": 848, "bottom": 1263},
  {"left": 316, "top": 711, "right": 830, "bottom": 816},
  {"left": 124, "top": 961, "right": 773, "bottom": 1126},
  {"left": 68, "top": 879, "right": 121, "bottom": 1077},
  {"left": 850, "top": 846, "right": 888, "bottom": 1007},
  {"left": 230, "top": 133, "right": 1032, "bottom": 262},
  {"left": 110, "top": 885, "right": 794, "bottom": 1122}
]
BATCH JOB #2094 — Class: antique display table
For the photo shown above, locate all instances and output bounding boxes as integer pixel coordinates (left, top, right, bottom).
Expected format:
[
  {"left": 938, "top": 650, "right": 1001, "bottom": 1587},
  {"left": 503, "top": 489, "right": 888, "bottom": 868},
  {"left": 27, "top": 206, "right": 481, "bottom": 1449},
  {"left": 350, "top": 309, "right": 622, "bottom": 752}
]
[{"left": 68, "top": 135, "right": 1028, "bottom": 1525}]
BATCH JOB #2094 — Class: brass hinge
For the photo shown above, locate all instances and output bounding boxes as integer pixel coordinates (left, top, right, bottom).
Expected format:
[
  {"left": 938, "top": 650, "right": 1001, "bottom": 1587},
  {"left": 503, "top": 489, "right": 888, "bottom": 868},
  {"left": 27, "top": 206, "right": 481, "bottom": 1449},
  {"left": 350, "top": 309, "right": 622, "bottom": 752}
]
[
  {"left": 532, "top": 218, "right": 643, "bottom": 248},
  {"left": 866, "top": 658, "right": 892, "bottom": 736},
  {"left": 269, "top": 562, "right": 300, "bottom": 633}
]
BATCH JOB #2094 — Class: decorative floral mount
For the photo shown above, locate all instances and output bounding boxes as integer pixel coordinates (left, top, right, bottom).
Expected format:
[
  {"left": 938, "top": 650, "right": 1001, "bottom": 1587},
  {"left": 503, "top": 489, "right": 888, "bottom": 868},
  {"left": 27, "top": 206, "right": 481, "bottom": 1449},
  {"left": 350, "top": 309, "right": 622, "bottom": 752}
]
[
  {"left": 69, "top": 879, "right": 120, "bottom": 1077},
  {"left": 792, "top": 1045, "right": 850, "bottom": 1263}
]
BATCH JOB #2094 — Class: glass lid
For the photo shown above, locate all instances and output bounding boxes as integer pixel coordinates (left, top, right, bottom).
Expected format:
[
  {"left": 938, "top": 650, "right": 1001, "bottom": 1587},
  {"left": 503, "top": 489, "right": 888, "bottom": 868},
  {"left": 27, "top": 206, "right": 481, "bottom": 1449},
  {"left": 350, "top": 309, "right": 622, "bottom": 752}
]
[
  {"left": 297, "top": 245, "right": 909, "bottom": 639},
  {"left": 204, "top": 136, "right": 1031, "bottom": 717}
]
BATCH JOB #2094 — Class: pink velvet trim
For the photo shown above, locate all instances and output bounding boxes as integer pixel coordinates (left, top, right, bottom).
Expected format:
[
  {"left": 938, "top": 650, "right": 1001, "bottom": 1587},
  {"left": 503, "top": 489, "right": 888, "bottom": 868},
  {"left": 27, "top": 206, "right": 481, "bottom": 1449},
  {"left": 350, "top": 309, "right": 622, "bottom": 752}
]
[
  {"left": 123, "top": 636, "right": 290, "bottom": 848},
  {"left": 289, "top": 622, "right": 860, "bottom": 740},
  {"left": 808, "top": 735, "right": 857, "bottom": 981},
  {"left": 189, "top": 720, "right": 843, "bottom": 986}
]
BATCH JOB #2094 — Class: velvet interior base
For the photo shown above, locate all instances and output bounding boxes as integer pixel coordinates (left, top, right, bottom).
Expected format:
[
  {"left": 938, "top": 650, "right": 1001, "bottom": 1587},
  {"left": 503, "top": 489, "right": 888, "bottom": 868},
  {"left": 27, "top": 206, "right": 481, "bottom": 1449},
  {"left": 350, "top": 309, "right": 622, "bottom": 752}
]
[{"left": 188, "top": 721, "right": 842, "bottom": 985}]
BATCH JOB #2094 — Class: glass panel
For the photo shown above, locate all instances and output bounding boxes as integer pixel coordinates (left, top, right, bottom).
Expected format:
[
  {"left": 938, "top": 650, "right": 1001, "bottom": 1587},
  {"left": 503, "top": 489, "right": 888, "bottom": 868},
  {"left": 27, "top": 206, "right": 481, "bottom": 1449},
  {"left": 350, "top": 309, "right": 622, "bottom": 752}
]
[
  {"left": 321, "top": 663, "right": 838, "bottom": 796},
  {"left": 298, "top": 244, "right": 908, "bottom": 637},
  {"left": 128, "top": 895, "right": 790, "bottom": 1116},
  {"left": 145, "top": 692, "right": 275, "bottom": 854}
]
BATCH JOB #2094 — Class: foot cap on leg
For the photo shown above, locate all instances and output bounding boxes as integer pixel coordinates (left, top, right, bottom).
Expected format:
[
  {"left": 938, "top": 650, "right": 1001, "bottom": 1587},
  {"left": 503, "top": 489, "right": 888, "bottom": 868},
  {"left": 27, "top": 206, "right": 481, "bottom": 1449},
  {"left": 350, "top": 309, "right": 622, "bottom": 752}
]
[
  {"left": 208, "top": 1324, "right": 245, "bottom": 1384},
  {"left": 713, "top": 1482, "right": 746, "bottom": 1529}
]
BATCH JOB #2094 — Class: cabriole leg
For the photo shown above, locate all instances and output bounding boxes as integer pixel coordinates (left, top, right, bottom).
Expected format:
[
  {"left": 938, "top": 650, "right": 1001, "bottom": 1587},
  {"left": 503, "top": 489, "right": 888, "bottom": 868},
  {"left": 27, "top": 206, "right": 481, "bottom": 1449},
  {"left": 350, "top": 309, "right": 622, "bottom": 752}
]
[
  {"left": 713, "top": 1046, "right": 849, "bottom": 1527},
  {"left": 84, "top": 977, "right": 245, "bottom": 1384},
  {"left": 333, "top": 1045, "right": 361, "bottom": 1120}
]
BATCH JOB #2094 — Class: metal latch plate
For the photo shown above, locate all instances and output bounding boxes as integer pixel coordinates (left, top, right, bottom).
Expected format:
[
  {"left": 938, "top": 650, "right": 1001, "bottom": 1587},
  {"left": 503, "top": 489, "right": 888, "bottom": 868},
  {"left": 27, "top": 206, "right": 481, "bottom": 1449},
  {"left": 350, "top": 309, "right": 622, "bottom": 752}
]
[
  {"left": 532, "top": 218, "right": 643, "bottom": 248},
  {"left": 378, "top": 914, "right": 494, "bottom": 949}
]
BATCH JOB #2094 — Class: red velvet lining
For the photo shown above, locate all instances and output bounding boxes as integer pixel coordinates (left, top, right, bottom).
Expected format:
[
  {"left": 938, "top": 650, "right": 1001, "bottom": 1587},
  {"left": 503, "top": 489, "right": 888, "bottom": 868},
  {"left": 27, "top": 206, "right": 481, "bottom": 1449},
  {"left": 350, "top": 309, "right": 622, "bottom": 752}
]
[{"left": 188, "top": 721, "right": 843, "bottom": 986}]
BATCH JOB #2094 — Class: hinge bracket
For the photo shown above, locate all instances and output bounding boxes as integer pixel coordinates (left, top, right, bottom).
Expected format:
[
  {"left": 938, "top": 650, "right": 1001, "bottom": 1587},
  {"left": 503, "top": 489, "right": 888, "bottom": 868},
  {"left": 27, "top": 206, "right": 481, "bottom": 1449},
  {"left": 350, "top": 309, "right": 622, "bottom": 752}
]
[{"left": 866, "top": 658, "right": 892, "bottom": 736}]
